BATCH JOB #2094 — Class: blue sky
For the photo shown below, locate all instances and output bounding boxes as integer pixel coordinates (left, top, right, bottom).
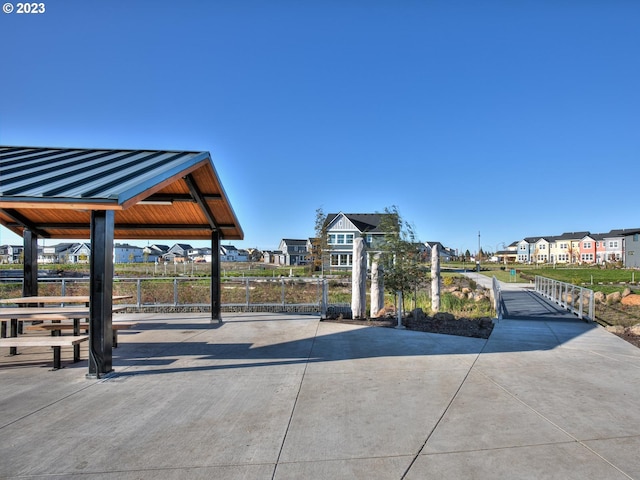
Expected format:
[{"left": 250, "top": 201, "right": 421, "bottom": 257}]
[{"left": 1, "top": 1, "right": 638, "bottom": 254}]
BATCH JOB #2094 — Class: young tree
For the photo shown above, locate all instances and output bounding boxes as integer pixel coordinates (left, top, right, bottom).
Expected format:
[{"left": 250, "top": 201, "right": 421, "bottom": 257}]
[
  {"left": 310, "top": 207, "right": 329, "bottom": 275},
  {"left": 377, "top": 205, "right": 426, "bottom": 313}
]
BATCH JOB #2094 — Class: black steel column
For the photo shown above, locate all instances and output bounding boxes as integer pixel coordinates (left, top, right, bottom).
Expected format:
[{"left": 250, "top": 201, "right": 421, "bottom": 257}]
[
  {"left": 22, "top": 229, "right": 38, "bottom": 297},
  {"left": 211, "top": 229, "right": 221, "bottom": 323},
  {"left": 87, "top": 210, "right": 114, "bottom": 378}
]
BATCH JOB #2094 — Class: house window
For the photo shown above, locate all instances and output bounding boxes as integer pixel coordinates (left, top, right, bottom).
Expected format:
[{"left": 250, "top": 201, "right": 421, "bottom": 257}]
[
  {"left": 583, "top": 242, "right": 592, "bottom": 249},
  {"left": 331, "top": 254, "right": 352, "bottom": 266},
  {"left": 337, "top": 234, "right": 345, "bottom": 244},
  {"left": 346, "top": 234, "right": 354, "bottom": 244},
  {"left": 609, "top": 241, "right": 619, "bottom": 248},
  {"left": 539, "top": 244, "right": 546, "bottom": 250},
  {"left": 581, "top": 253, "right": 594, "bottom": 262},
  {"left": 328, "top": 234, "right": 336, "bottom": 244},
  {"left": 634, "top": 234, "right": 639, "bottom": 242}
]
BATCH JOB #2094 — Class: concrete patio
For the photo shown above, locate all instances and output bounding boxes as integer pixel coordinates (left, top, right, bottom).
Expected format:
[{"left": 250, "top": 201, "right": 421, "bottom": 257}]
[{"left": 1, "top": 311, "right": 640, "bottom": 479}]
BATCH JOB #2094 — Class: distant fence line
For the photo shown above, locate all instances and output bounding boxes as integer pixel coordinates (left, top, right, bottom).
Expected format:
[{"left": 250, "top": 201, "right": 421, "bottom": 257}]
[{"left": 0, "top": 276, "right": 354, "bottom": 316}]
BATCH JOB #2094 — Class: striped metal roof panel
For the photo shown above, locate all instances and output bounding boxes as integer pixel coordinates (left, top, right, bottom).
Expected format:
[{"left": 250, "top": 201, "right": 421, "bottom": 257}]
[{"left": 0, "top": 146, "right": 243, "bottom": 240}]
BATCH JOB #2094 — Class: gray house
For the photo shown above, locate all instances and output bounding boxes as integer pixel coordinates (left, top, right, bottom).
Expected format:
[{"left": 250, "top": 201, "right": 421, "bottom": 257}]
[
  {"left": 278, "top": 239, "right": 309, "bottom": 266},
  {"left": 622, "top": 229, "right": 640, "bottom": 268}
]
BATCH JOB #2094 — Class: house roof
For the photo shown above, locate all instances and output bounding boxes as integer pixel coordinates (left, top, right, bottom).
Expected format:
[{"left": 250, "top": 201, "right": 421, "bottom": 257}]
[
  {"left": 0, "top": 146, "right": 243, "bottom": 240},
  {"left": 325, "top": 213, "right": 385, "bottom": 233}
]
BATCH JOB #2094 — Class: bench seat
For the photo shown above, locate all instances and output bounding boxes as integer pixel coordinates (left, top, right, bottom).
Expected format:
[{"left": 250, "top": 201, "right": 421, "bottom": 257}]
[
  {"left": 25, "top": 322, "right": 137, "bottom": 348},
  {"left": 0, "top": 335, "right": 89, "bottom": 370}
]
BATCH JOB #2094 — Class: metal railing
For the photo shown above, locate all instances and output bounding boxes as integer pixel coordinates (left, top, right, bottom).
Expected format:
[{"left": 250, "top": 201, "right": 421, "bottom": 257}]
[
  {"left": 534, "top": 275, "right": 595, "bottom": 321},
  {"left": 0, "top": 276, "right": 332, "bottom": 315}
]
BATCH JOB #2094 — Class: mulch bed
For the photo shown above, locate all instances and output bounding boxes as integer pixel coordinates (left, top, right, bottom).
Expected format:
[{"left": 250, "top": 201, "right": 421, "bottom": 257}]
[{"left": 322, "top": 313, "right": 494, "bottom": 339}]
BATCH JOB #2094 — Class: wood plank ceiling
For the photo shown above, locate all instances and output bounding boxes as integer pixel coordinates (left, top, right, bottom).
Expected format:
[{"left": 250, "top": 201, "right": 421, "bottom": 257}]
[{"left": 0, "top": 147, "right": 243, "bottom": 240}]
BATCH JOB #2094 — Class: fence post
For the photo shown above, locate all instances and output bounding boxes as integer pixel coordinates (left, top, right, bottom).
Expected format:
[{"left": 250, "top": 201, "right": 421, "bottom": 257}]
[
  {"left": 173, "top": 278, "right": 178, "bottom": 306},
  {"left": 246, "top": 278, "right": 250, "bottom": 307},
  {"left": 61, "top": 278, "right": 66, "bottom": 296},
  {"left": 321, "top": 279, "right": 328, "bottom": 319},
  {"left": 136, "top": 279, "right": 142, "bottom": 307},
  {"left": 281, "top": 278, "right": 285, "bottom": 308},
  {"left": 395, "top": 291, "right": 405, "bottom": 329}
]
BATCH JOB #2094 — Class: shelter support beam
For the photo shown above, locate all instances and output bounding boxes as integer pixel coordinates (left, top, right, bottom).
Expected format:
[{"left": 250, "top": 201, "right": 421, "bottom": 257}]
[
  {"left": 211, "top": 229, "right": 221, "bottom": 323},
  {"left": 22, "top": 229, "right": 38, "bottom": 297},
  {"left": 87, "top": 210, "right": 114, "bottom": 378}
]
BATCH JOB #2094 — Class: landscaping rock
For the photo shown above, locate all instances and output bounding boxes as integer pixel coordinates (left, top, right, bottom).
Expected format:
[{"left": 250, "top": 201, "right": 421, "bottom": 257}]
[
  {"left": 621, "top": 294, "right": 640, "bottom": 306},
  {"left": 622, "top": 287, "right": 632, "bottom": 298},
  {"left": 594, "top": 291, "right": 605, "bottom": 303},
  {"left": 433, "top": 312, "right": 456, "bottom": 322},
  {"left": 606, "top": 291, "right": 622, "bottom": 304}
]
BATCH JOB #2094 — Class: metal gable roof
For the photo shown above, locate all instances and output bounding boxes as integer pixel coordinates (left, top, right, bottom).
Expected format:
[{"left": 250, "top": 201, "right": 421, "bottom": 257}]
[{"left": 0, "top": 146, "right": 243, "bottom": 241}]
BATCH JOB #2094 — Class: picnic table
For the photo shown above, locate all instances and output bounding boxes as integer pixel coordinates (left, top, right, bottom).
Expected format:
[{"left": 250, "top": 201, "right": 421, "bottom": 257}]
[
  {"left": 0, "top": 295, "right": 132, "bottom": 306},
  {"left": 0, "top": 302, "right": 128, "bottom": 359}
]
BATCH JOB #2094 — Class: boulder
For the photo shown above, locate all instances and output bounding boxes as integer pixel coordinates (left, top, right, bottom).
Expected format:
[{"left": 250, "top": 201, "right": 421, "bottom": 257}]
[
  {"left": 433, "top": 312, "right": 455, "bottom": 322},
  {"left": 606, "top": 325, "right": 625, "bottom": 335},
  {"left": 594, "top": 291, "right": 605, "bottom": 304},
  {"left": 621, "top": 294, "right": 640, "bottom": 306},
  {"left": 622, "top": 287, "right": 632, "bottom": 298},
  {"left": 629, "top": 324, "right": 640, "bottom": 335},
  {"left": 606, "top": 291, "right": 622, "bottom": 304}
]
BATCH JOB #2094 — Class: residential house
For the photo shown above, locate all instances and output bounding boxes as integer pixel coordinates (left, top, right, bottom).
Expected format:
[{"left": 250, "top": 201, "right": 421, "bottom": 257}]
[
  {"left": 323, "top": 212, "right": 388, "bottom": 269},
  {"left": 219, "top": 244, "right": 248, "bottom": 262},
  {"left": 603, "top": 230, "right": 625, "bottom": 263},
  {"left": 143, "top": 244, "right": 170, "bottom": 263},
  {"left": 517, "top": 237, "right": 541, "bottom": 263},
  {"left": 593, "top": 234, "right": 608, "bottom": 265},
  {"left": 114, "top": 243, "right": 144, "bottom": 263},
  {"left": 263, "top": 250, "right": 284, "bottom": 265},
  {"left": 496, "top": 242, "right": 518, "bottom": 264},
  {"left": 40, "top": 243, "right": 76, "bottom": 264},
  {"left": 622, "top": 229, "right": 640, "bottom": 268},
  {"left": 0, "top": 244, "right": 24, "bottom": 264},
  {"left": 278, "top": 239, "right": 309, "bottom": 266},
  {"left": 189, "top": 247, "right": 213, "bottom": 263},
  {"left": 579, "top": 234, "right": 598, "bottom": 264},
  {"left": 423, "top": 241, "right": 454, "bottom": 262},
  {"left": 69, "top": 243, "right": 91, "bottom": 264},
  {"left": 163, "top": 243, "right": 193, "bottom": 263}
]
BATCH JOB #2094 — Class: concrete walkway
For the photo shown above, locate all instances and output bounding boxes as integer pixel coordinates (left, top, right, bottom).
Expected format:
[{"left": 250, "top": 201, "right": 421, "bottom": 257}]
[{"left": 2, "top": 307, "right": 640, "bottom": 479}]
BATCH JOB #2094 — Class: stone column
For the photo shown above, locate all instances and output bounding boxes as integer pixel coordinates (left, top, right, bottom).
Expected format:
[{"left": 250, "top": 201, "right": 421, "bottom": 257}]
[
  {"left": 370, "top": 254, "right": 384, "bottom": 317},
  {"left": 431, "top": 243, "right": 441, "bottom": 313},
  {"left": 351, "top": 237, "right": 367, "bottom": 319}
]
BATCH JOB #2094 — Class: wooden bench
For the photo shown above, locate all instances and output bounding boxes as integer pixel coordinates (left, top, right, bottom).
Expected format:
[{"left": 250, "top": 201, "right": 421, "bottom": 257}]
[
  {"left": 25, "top": 322, "right": 137, "bottom": 348},
  {"left": 0, "top": 335, "right": 89, "bottom": 370}
]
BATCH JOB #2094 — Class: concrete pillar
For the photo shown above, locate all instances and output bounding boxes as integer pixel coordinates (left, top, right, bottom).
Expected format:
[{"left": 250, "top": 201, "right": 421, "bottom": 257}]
[
  {"left": 431, "top": 243, "right": 441, "bottom": 313},
  {"left": 370, "top": 254, "right": 384, "bottom": 317},
  {"left": 351, "top": 237, "right": 367, "bottom": 319}
]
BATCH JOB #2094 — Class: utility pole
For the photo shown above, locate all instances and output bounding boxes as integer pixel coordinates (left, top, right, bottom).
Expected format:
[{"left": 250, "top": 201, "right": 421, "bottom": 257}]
[{"left": 477, "top": 231, "right": 481, "bottom": 272}]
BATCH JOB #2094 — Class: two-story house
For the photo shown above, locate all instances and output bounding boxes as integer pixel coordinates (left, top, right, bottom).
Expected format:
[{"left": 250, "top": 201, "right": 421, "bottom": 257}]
[
  {"left": 277, "top": 239, "right": 309, "bottom": 266},
  {"left": 163, "top": 243, "right": 193, "bottom": 263},
  {"left": 114, "top": 243, "right": 144, "bottom": 263},
  {"left": 323, "top": 212, "right": 387, "bottom": 269},
  {"left": 143, "top": 244, "right": 170, "bottom": 263},
  {"left": 622, "top": 229, "right": 640, "bottom": 268}
]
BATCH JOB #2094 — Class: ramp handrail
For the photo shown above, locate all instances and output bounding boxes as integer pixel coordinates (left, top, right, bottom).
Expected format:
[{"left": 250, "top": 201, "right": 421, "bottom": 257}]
[{"left": 534, "top": 275, "right": 594, "bottom": 321}]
